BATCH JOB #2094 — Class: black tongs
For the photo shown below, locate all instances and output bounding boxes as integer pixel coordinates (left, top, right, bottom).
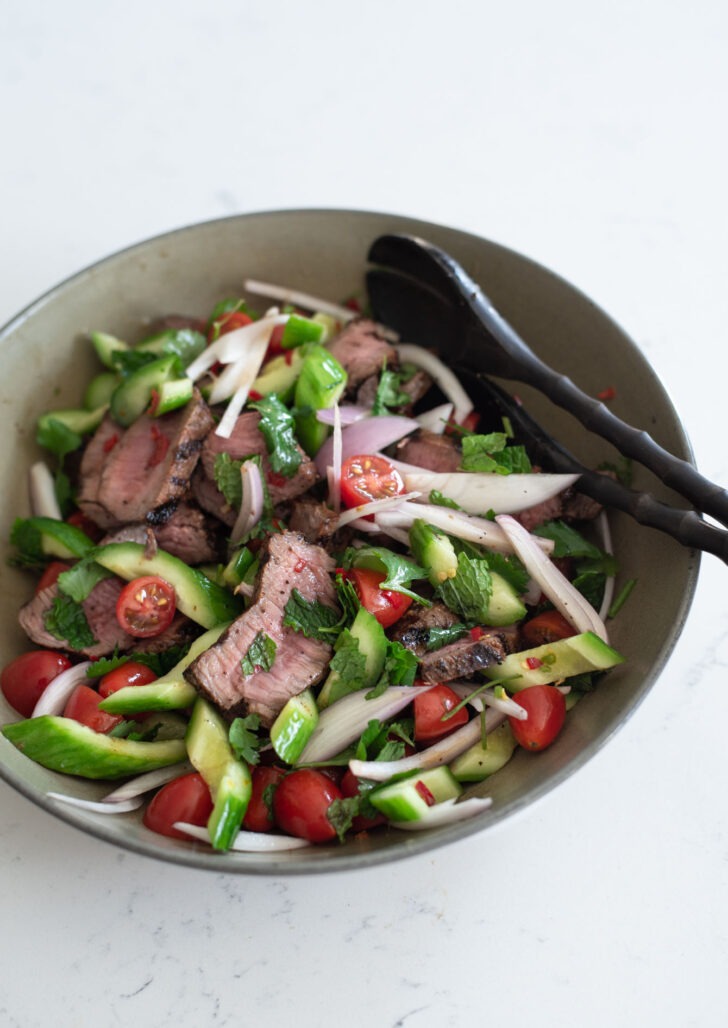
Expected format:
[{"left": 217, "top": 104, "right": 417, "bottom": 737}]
[{"left": 367, "top": 233, "right": 728, "bottom": 562}]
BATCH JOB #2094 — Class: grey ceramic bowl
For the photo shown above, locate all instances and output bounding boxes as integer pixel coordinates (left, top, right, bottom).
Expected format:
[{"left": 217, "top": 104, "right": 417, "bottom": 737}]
[{"left": 0, "top": 209, "right": 700, "bottom": 874}]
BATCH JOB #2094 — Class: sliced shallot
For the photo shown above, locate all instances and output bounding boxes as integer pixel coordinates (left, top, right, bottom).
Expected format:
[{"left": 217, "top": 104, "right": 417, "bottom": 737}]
[
  {"left": 173, "top": 823, "right": 311, "bottom": 851},
  {"left": 47, "top": 792, "right": 143, "bottom": 814},
  {"left": 185, "top": 314, "right": 286, "bottom": 382},
  {"left": 449, "top": 682, "right": 528, "bottom": 720},
  {"left": 596, "top": 510, "right": 616, "bottom": 622},
  {"left": 32, "top": 661, "right": 93, "bottom": 718},
  {"left": 102, "top": 762, "right": 194, "bottom": 803},
  {"left": 334, "top": 491, "right": 421, "bottom": 531},
  {"left": 314, "top": 415, "right": 420, "bottom": 477},
  {"left": 29, "top": 461, "right": 63, "bottom": 519},
  {"left": 316, "top": 405, "right": 369, "bottom": 426},
  {"left": 375, "top": 501, "right": 554, "bottom": 555},
  {"left": 415, "top": 402, "right": 454, "bottom": 435},
  {"left": 395, "top": 343, "right": 474, "bottom": 423},
  {"left": 330, "top": 402, "right": 343, "bottom": 514},
  {"left": 230, "top": 460, "right": 264, "bottom": 545},
  {"left": 243, "top": 279, "right": 357, "bottom": 324},
  {"left": 391, "top": 797, "right": 492, "bottom": 831},
  {"left": 395, "top": 468, "right": 581, "bottom": 516}
]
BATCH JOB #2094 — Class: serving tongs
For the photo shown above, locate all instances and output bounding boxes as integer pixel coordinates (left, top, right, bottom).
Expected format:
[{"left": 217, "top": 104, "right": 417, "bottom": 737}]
[{"left": 367, "top": 233, "right": 728, "bottom": 562}]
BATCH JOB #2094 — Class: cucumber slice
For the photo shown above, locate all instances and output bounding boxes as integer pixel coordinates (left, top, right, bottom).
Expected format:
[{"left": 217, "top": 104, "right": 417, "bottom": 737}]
[
  {"left": 294, "top": 345, "right": 347, "bottom": 455},
  {"left": 150, "top": 377, "right": 194, "bottom": 417},
  {"left": 1, "top": 716, "right": 186, "bottom": 779},
  {"left": 109, "top": 354, "right": 183, "bottom": 426},
  {"left": 251, "top": 349, "right": 305, "bottom": 401},
  {"left": 450, "top": 721, "right": 517, "bottom": 782},
  {"left": 485, "top": 631, "right": 624, "bottom": 691},
  {"left": 12, "top": 516, "right": 96, "bottom": 560},
  {"left": 83, "top": 372, "right": 120, "bottom": 411},
  {"left": 38, "top": 406, "right": 108, "bottom": 437},
  {"left": 409, "top": 519, "right": 458, "bottom": 587},
  {"left": 135, "top": 328, "right": 206, "bottom": 368},
  {"left": 369, "top": 766, "right": 462, "bottom": 822},
  {"left": 186, "top": 697, "right": 251, "bottom": 850},
  {"left": 482, "top": 572, "right": 527, "bottom": 627},
  {"left": 93, "top": 542, "right": 243, "bottom": 628},
  {"left": 270, "top": 689, "right": 319, "bottom": 764},
  {"left": 317, "top": 606, "right": 387, "bottom": 708},
  {"left": 280, "top": 314, "right": 326, "bottom": 349},
  {"left": 91, "top": 331, "right": 128, "bottom": 369}
]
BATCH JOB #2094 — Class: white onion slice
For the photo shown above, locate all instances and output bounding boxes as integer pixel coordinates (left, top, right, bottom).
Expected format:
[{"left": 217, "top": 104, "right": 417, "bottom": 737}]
[
  {"left": 495, "top": 514, "right": 609, "bottom": 642},
  {"left": 103, "top": 763, "right": 194, "bottom": 803},
  {"left": 449, "top": 682, "right": 528, "bottom": 720},
  {"left": 330, "top": 403, "right": 343, "bottom": 514},
  {"left": 185, "top": 314, "right": 286, "bottom": 382},
  {"left": 47, "top": 792, "right": 143, "bottom": 814},
  {"left": 214, "top": 336, "right": 272, "bottom": 439},
  {"left": 173, "top": 822, "right": 311, "bottom": 851},
  {"left": 244, "top": 279, "right": 357, "bottom": 324},
  {"left": 415, "top": 402, "right": 454, "bottom": 435},
  {"left": 596, "top": 510, "right": 616, "bottom": 622},
  {"left": 29, "top": 461, "right": 63, "bottom": 519},
  {"left": 230, "top": 460, "right": 264, "bottom": 545},
  {"left": 391, "top": 797, "right": 492, "bottom": 831},
  {"left": 349, "top": 710, "right": 507, "bottom": 782},
  {"left": 316, "top": 405, "right": 369, "bottom": 426},
  {"left": 375, "top": 501, "right": 553, "bottom": 555},
  {"left": 314, "top": 416, "right": 420, "bottom": 476},
  {"left": 398, "top": 469, "right": 580, "bottom": 516},
  {"left": 32, "top": 661, "right": 93, "bottom": 718},
  {"left": 395, "top": 343, "right": 473, "bottom": 423},
  {"left": 300, "top": 685, "right": 433, "bottom": 764},
  {"left": 334, "top": 492, "right": 421, "bottom": 530}
]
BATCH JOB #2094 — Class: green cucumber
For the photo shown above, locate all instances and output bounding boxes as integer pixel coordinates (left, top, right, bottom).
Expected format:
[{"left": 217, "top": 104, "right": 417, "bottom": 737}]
[
  {"left": 294, "top": 344, "right": 347, "bottom": 455},
  {"left": 91, "top": 331, "right": 128, "bottom": 369},
  {"left": 251, "top": 349, "right": 305, "bottom": 401},
  {"left": 98, "top": 623, "right": 229, "bottom": 713},
  {"left": 482, "top": 572, "right": 527, "bottom": 627},
  {"left": 222, "top": 546, "right": 257, "bottom": 590},
  {"left": 409, "top": 519, "right": 458, "bottom": 587},
  {"left": 12, "top": 516, "right": 96, "bottom": 561},
  {"left": 369, "top": 766, "right": 462, "bottom": 822},
  {"left": 317, "top": 606, "right": 387, "bottom": 708},
  {"left": 135, "top": 328, "right": 206, "bottom": 368},
  {"left": 1, "top": 716, "right": 186, "bottom": 779},
  {"left": 92, "top": 542, "right": 243, "bottom": 628},
  {"left": 485, "top": 631, "right": 624, "bottom": 691},
  {"left": 450, "top": 721, "right": 517, "bottom": 782},
  {"left": 83, "top": 372, "right": 120, "bottom": 411},
  {"left": 311, "top": 312, "right": 338, "bottom": 343},
  {"left": 186, "top": 697, "right": 252, "bottom": 850},
  {"left": 270, "top": 689, "right": 318, "bottom": 764},
  {"left": 109, "top": 354, "right": 183, "bottom": 426},
  {"left": 38, "top": 406, "right": 109, "bottom": 437},
  {"left": 280, "top": 314, "right": 326, "bottom": 349},
  {"left": 149, "top": 377, "right": 194, "bottom": 417}
]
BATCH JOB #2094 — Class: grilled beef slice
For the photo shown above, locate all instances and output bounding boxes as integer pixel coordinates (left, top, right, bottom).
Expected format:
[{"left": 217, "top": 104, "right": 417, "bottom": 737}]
[
  {"left": 390, "top": 602, "right": 460, "bottom": 658},
  {"left": 327, "top": 318, "right": 397, "bottom": 391},
  {"left": 288, "top": 497, "right": 340, "bottom": 543},
  {"left": 396, "top": 429, "right": 461, "bottom": 473},
  {"left": 75, "top": 416, "right": 125, "bottom": 529},
  {"left": 418, "top": 632, "right": 507, "bottom": 684},
  {"left": 101, "top": 503, "right": 222, "bottom": 564},
  {"left": 19, "top": 578, "right": 135, "bottom": 658},
  {"left": 184, "top": 532, "right": 337, "bottom": 726}
]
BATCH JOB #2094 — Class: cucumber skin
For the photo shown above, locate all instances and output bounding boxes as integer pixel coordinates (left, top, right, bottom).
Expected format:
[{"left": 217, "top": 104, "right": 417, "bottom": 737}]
[
  {"left": 370, "top": 766, "right": 462, "bottom": 822},
  {"left": 450, "top": 722, "right": 517, "bottom": 782},
  {"left": 1, "top": 717, "right": 187, "bottom": 779},
  {"left": 485, "top": 632, "right": 624, "bottom": 691},
  {"left": 270, "top": 689, "right": 319, "bottom": 765}
]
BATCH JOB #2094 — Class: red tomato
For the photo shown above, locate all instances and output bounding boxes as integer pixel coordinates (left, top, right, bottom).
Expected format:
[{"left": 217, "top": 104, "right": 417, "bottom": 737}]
[
  {"left": 143, "top": 772, "right": 214, "bottom": 840},
  {"left": 521, "top": 611, "right": 576, "bottom": 648},
  {"left": 265, "top": 322, "right": 286, "bottom": 360},
  {"left": 340, "top": 454, "right": 405, "bottom": 509},
  {"left": 272, "top": 769, "right": 343, "bottom": 843},
  {"left": 508, "top": 685, "right": 566, "bottom": 751},
  {"left": 1, "top": 650, "right": 73, "bottom": 718},
  {"left": 347, "top": 567, "right": 413, "bottom": 628},
  {"left": 242, "top": 765, "right": 286, "bottom": 833},
  {"left": 66, "top": 510, "right": 103, "bottom": 542},
  {"left": 63, "top": 684, "right": 124, "bottom": 734},
  {"left": 97, "top": 661, "right": 158, "bottom": 698},
  {"left": 116, "top": 576, "right": 176, "bottom": 638},
  {"left": 413, "top": 683, "right": 468, "bottom": 742},
  {"left": 36, "top": 561, "right": 71, "bottom": 594},
  {"left": 207, "top": 309, "right": 253, "bottom": 343},
  {"left": 341, "top": 769, "right": 387, "bottom": 832}
]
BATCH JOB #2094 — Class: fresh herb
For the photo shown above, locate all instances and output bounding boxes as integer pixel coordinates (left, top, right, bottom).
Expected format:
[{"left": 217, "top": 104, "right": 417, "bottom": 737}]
[
  {"left": 328, "top": 630, "right": 368, "bottom": 695},
  {"left": 425, "top": 623, "right": 468, "bottom": 651},
  {"left": 282, "top": 588, "right": 341, "bottom": 640},
  {"left": 608, "top": 578, "right": 637, "bottom": 618},
  {"left": 598, "top": 456, "right": 633, "bottom": 488},
  {"left": 249, "top": 394, "right": 303, "bottom": 479},
  {"left": 334, "top": 572, "right": 362, "bottom": 626},
  {"left": 366, "top": 639, "right": 419, "bottom": 699},
  {"left": 482, "top": 550, "right": 529, "bottom": 594},
  {"left": 240, "top": 632, "right": 277, "bottom": 676},
  {"left": 344, "top": 545, "right": 429, "bottom": 603},
  {"left": 459, "top": 433, "right": 532, "bottom": 475},
  {"left": 85, "top": 643, "right": 191, "bottom": 679},
  {"left": 436, "top": 552, "right": 493, "bottom": 624},
  {"left": 371, "top": 367, "right": 411, "bottom": 416},
  {"left": 54, "top": 470, "right": 73, "bottom": 517},
  {"left": 429, "top": 490, "right": 462, "bottom": 510},
  {"left": 327, "top": 796, "right": 364, "bottom": 842},
  {"left": 56, "top": 557, "right": 113, "bottom": 603},
  {"left": 213, "top": 452, "right": 246, "bottom": 509},
  {"left": 532, "top": 520, "right": 602, "bottom": 559},
  {"left": 572, "top": 554, "right": 618, "bottom": 609},
  {"left": 228, "top": 714, "right": 262, "bottom": 765},
  {"left": 110, "top": 349, "right": 162, "bottom": 376},
  {"left": 8, "top": 518, "right": 46, "bottom": 568},
  {"left": 36, "top": 418, "right": 83, "bottom": 460},
  {"left": 207, "top": 298, "right": 257, "bottom": 341},
  {"left": 43, "top": 594, "right": 96, "bottom": 648}
]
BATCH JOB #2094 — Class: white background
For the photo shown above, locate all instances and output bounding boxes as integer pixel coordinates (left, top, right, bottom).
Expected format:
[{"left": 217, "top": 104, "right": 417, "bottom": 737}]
[{"left": 2, "top": 2, "right": 727, "bottom": 1026}]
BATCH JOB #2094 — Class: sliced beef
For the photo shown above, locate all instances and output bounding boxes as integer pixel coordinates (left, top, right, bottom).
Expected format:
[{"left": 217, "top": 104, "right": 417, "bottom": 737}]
[
  {"left": 390, "top": 601, "right": 460, "bottom": 658},
  {"left": 288, "top": 497, "right": 339, "bottom": 543},
  {"left": 327, "top": 318, "right": 397, "bottom": 391},
  {"left": 192, "top": 466, "right": 237, "bottom": 527},
  {"left": 418, "top": 632, "right": 507, "bottom": 684},
  {"left": 399, "top": 369, "right": 433, "bottom": 408},
  {"left": 184, "top": 532, "right": 337, "bottom": 726},
  {"left": 101, "top": 503, "right": 222, "bottom": 564},
  {"left": 19, "top": 578, "right": 134, "bottom": 658},
  {"left": 515, "top": 494, "right": 565, "bottom": 533},
  {"left": 131, "top": 614, "right": 199, "bottom": 654},
  {"left": 396, "top": 429, "right": 461, "bottom": 473},
  {"left": 355, "top": 374, "right": 380, "bottom": 409},
  {"left": 75, "top": 416, "right": 124, "bottom": 529}
]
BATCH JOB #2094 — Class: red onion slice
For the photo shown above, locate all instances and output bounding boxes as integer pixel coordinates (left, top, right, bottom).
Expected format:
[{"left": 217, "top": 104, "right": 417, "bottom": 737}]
[
  {"left": 391, "top": 796, "right": 492, "bottom": 831},
  {"left": 395, "top": 344, "right": 473, "bottom": 423},
  {"left": 102, "top": 763, "right": 194, "bottom": 803},
  {"left": 29, "top": 461, "right": 63, "bottom": 519},
  {"left": 314, "top": 415, "right": 420, "bottom": 476},
  {"left": 330, "top": 403, "right": 343, "bottom": 514},
  {"left": 47, "top": 792, "right": 143, "bottom": 814},
  {"left": 230, "top": 459, "right": 264, "bottom": 545},
  {"left": 316, "top": 405, "right": 370, "bottom": 426},
  {"left": 495, "top": 514, "right": 609, "bottom": 641},
  {"left": 173, "top": 822, "right": 311, "bottom": 851},
  {"left": 32, "top": 661, "right": 93, "bottom": 718}
]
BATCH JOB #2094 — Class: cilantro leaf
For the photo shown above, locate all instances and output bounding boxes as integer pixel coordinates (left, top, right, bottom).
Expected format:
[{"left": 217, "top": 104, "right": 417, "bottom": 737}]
[
  {"left": 240, "top": 632, "right": 277, "bottom": 676},
  {"left": 249, "top": 394, "right": 303, "bottom": 479},
  {"left": 371, "top": 367, "right": 411, "bottom": 416},
  {"left": 228, "top": 714, "right": 262, "bottom": 765},
  {"left": 213, "top": 452, "right": 245, "bottom": 508},
  {"left": 344, "top": 545, "right": 429, "bottom": 603},
  {"left": 282, "top": 588, "right": 341, "bottom": 640},
  {"left": 366, "top": 639, "right": 418, "bottom": 698},
  {"left": 43, "top": 594, "right": 96, "bottom": 648},
  {"left": 36, "top": 418, "right": 83, "bottom": 460},
  {"left": 429, "top": 490, "right": 462, "bottom": 510},
  {"left": 56, "top": 558, "right": 113, "bottom": 602},
  {"left": 436, "top": 552, "right": 493, "bottom": 623}
]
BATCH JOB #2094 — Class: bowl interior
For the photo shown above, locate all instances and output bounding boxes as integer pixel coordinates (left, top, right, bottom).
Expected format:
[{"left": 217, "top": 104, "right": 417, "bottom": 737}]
[{"left": 0, "top": 209, "right": 700, "bottom": 873}]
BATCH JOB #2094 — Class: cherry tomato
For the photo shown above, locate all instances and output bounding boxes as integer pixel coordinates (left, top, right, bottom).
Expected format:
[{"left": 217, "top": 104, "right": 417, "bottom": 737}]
[
  {"left": 207, "top": 309, "right": 253, "bottom": 343},
  {"left": 347, "top": 567, "right": 413, "bottom": 628},
  {"left": 521, "top": 611, "right": 576, "bottom": 648},
  {"left": 97, "top": 661, "right": 158, "bottom": 698},
  {"left": 242, "top": 765, "right": 286, "bottom": 833},
  {"left": 143, "top": 772, "right": 214, "bottom": 840},
  {"left": 341, "top": 769, "right": 386, "bottom": 832},
  {"left": 1, "top": 650, "right": 73, "bottom": 718},
  {"left": 116, "top": 576, "right": 176, "bottom": 638},
  {"left": 413, "top": 683, "right": 469, "bottom": 742},
  {"left": 272, "top": 768, "right": 343, "bottom": 843},
  {"left": 63, "top": 684, "right": 124, "bottom": 734},
  {"left": 340, "top": 454, "right": 405, "bottom": 509},
  {"left": 66, "top": 510, "right": 104, "bottom": 542},
  {"left": 35, "top": 561, "right": 71, "bottom": 594},
  {"left": 508, "top": 685, "right": 566, "bottom": 751}
]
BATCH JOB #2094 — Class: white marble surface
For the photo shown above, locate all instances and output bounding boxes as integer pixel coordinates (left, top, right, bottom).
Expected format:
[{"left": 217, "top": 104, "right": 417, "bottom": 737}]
[{"left": 2, "top": 2, "right": 727, "bottom": 1025}]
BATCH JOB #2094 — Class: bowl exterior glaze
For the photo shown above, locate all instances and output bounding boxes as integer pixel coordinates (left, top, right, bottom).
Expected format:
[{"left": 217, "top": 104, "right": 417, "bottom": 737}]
[{"left": 0, "top": 210, "right": 700, "bottom": 873}]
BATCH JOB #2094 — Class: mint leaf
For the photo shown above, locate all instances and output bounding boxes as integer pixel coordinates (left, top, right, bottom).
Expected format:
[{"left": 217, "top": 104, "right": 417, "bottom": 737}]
[
  {"left": 240, "top": 632, "right": 277, "bottom": 676},
  {"left": 43, "top": 594, "right": 96, "bottom": 648},
  {"left": 328, "top": 630, "right": 368, "bottom": 696},
  {"left": 425, "top": 623, "right": 468, "bottom": 651},
  {"left": 85, "top": 643, "right": 191, "bottom": 679},
  {"left": 9, "top": 518, "right": 45, "bottom": 568},
  {"left": 229, "top": 714, "right": 262, "bottom": 765},
  {"left": 345, "top": 545, "right": 429, "bottom": 603},
  {"left": 249, "top": 395, "right": 303, "bottom": 479},
  {"left": 367, "top": 639, "right": 418, "bottom": 698},
  {"left": 436, "top": 552, "right": 493, "bottom": 623},
  {"left": 459, "top": 433, "right": 532, "bottom": 474},
  {"left": 334, "top": 573, "right": 361, "bottom": 627},
  {"left": 532, "top": 520, "right": 602, "bottom": 559},
  {"left": 57, "top": 558, "right": 113, "bottom": 602},
  {"left": 327, "top": 796, "right": 362, "bottom": 842},
  {"left": 36, "top": 418, "right": 83, "bottom": 460},
  {"left": 483, "top": 551, "right": 529, "bottom": 594},
  {"left": 213, "top": 452, "right": 244, "bottom": 508},
  {"left": 282, "top": 589, "right": 341, "bottom": 640}
]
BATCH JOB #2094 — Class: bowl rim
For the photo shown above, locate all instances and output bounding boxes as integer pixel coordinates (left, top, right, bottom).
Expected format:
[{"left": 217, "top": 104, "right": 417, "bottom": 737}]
[{"left": 0, "top": 207, "right": 702, "bottom": 874}]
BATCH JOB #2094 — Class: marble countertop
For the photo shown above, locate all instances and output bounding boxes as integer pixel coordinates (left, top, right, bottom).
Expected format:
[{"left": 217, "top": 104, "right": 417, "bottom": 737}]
[{"left": 2, "top": 3, "right": 727, "bottom": 1026}]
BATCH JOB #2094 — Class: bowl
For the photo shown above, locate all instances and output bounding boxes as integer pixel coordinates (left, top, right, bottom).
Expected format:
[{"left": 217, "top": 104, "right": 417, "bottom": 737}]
[{"left": 0, "top": 209, "right": 700, "bottom": 873}]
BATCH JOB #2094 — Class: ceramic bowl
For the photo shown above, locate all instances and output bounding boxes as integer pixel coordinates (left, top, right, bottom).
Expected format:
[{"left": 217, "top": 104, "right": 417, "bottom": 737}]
[{"left": 0, "top": 209, "right": 700, "bottom": 873}]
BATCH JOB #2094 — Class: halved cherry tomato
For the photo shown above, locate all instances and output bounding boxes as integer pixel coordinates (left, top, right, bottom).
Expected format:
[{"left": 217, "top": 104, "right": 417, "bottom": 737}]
[
  {"left": 341, "top": 769, "right": 386, "bottom": 832},
  {"left": 36, "top": 561, "right": 71, "bottom": 594},
  {"left": 413, "top": 683, "right": 469, "bottom": 742},
  {"left": 272, "top": 768, "right": 343, "bottom": 843},
  {"left": 347, "top": 567, "right": 413, "bottom": 628},
  {"left": 340, "top": 454, "right": 404, "bottom": 509},
  {"left": 521, "top": 611, "right": 576, "bottom": 648},
  {"left": 143, "top": 772, "right": 214, "bottom": 840},
  {"left": 207, "top": 309, "right": 253, "bottom": 343},
  {"left": 116, "top": 576, "right": 176, "bottom": 638},
  {"left": 66, "top": 510, "right": 103, "bottom": 542},
  {"left": 97, "top": 661, "right": 158, "bottom": 698},
  {"left": 242, "top": 765, "right": 286, "bottom": 833},
  {"left": 1, "top": 650, "right": 73, "bottom": 718},
  {"left": 63, "top": 684, "right": 124, "bottom": 734},
  {"left": 508, "top": 685, "right": 566, "bottom": 751}
]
